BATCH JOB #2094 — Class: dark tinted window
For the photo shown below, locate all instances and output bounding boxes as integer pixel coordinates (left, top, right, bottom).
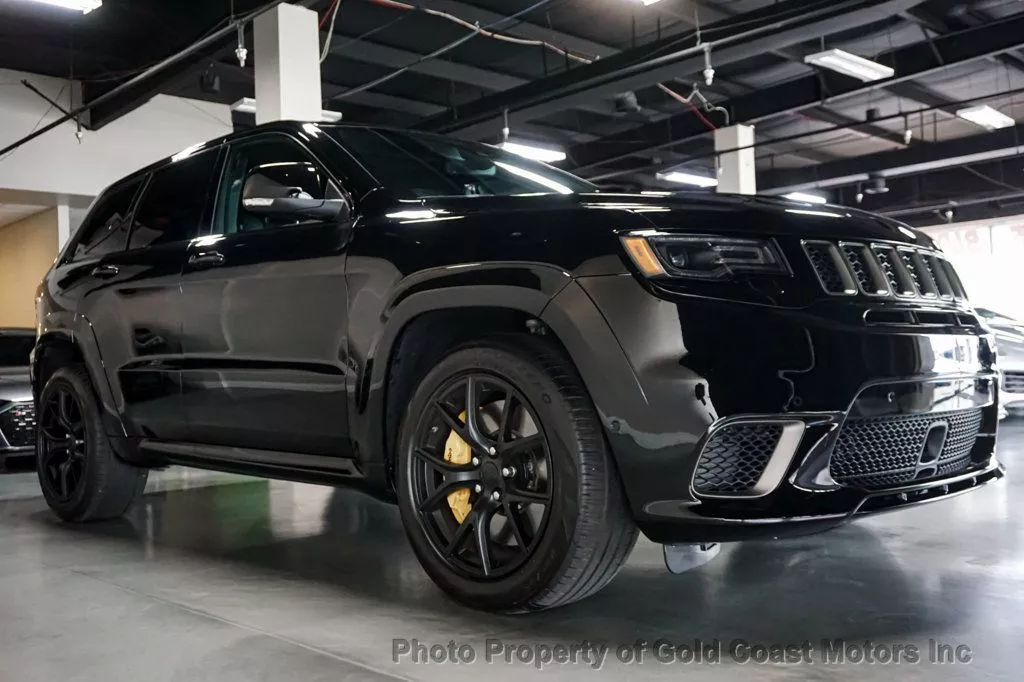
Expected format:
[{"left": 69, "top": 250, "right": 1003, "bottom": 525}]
[
  {"left": 72, "top": 179, "right": 142, "bottom": 260},
  {"left": 327, "top": 127, "right": 595, "bottom": 198},
  {"left": 0, "top": 334, "right": 33, "bottom": 368},
  {"left": 215, "top": 137, "right": 341, "bottom": 234},
  {"left": 129, "top": 149, "right": 220, "bottom": 250}
]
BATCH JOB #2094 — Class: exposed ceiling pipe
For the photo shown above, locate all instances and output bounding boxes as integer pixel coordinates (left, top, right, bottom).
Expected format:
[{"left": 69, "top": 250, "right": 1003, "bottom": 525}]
[{"left": 0, "top": 0, "right": 290, "bottom": 161}]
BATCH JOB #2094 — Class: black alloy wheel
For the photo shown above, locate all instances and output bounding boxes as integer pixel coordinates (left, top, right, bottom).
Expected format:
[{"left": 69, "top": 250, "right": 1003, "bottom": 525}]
[
  {"left": 36, "top": 365, "right": 148, "bottom": 523},
  {"left": 408, "top": 373, "right": 553, "bottom": 580},
  {"left": 397, "top": 340, "right": 638, "bottom": 612},
  {"left": 38, "top": 386, "right": 87, "bottom": 503}
]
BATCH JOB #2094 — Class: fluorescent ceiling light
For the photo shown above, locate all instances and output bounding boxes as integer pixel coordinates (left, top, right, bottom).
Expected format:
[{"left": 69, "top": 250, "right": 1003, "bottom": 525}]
[
  {"left": 24, "top": 0, "right": 101, "bottom": 13},
  {"left": 230, "top": 97, "right": 343, "bottom": 123},
  {"left": 956, "top": 105, "right": 1015, "bottom": 130},
  {"left": 494, "top": 161, "right": 573, "bottom": 194},
  {"left": 657, "top": 171, "right": 718, "bottom": 188},
  {"left": 640, "top": 0, "right": 665, "bottom": 5},
  {"left": 804, "top": 49, "right": 894, "bottom": 82},
  {"left": 499, "top": 141, "right": 566, "bottom": 163},
  {"left": 784, "top": 192, "right": 828, "bottom": 205}
]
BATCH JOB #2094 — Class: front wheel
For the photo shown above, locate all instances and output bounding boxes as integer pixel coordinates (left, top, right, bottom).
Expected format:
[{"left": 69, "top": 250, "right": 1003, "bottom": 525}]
[
  {"left": 396, "top": 337, "right": 637, "bottom": 612},
  {"left": 37, "top": 365, "right": 148, "bottom": 522}
]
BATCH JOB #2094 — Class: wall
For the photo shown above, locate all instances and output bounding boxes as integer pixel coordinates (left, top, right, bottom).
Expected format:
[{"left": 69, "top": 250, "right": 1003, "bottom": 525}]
[
  {"left": 0, "top": 68, "right": 232, "bottom": 198},
  {"left": 920, "top": 216, "right": 1024, "bottom": 320},
  {"left": 0, "top": 208, "right": 57, "bottom": 328}
]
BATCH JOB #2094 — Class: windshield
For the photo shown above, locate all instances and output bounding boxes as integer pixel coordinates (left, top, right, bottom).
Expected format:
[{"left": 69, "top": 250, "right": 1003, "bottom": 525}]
[
  {"left": 0, "top": 334, "right": 33, "bottom": 369},
  {"left": 327, "top": 127, "right": 596, "bottom": 198}
]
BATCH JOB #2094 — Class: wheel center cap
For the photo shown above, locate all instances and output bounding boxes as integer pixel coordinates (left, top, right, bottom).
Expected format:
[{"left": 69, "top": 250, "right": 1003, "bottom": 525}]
[{"left": 481, "top": 461, "right": 503, "bottom": 489}]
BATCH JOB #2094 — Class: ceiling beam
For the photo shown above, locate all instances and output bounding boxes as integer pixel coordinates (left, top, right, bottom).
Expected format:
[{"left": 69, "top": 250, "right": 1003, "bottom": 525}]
[
  {"left": 759, "top": 122, "right": 1024, "bottom": 194},
  {"left": 904, "top": 0, "right": 1024, "bottom": 78},
  {"left": 324, "top": 36, "right": 623, "bottom": 119},
  {"left": 416, "top": 0, "right": 928, "bottom": 139},
  {"left": 566, "top": 12, "right": 1024, "bottom": 178}
]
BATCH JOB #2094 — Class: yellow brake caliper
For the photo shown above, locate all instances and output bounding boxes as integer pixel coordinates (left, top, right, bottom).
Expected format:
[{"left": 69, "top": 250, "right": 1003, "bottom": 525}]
[{"left": 443, "top": 411, "right": 473, "bottom": 523}]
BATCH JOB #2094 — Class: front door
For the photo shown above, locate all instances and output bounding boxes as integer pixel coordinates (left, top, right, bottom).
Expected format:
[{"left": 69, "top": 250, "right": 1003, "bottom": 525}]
[{"left": 178, "top": 133, "right": 353, "bottom": 457}]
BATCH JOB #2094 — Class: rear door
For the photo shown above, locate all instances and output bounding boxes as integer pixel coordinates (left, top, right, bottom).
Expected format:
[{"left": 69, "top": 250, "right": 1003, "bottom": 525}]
[
  {"left": 59, "top": 147, "right": 220, "bottom": 441},
  {"left": 177, "top": 133, "right": 353, "bottom": 457}
]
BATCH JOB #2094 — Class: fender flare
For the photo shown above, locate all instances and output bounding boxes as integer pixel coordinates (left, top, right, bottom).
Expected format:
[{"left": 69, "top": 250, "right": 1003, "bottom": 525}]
[
  {"left": 34, "top": 318, "right": 128, "bottom": 439},
  {"left": 352, "top": 262, "right": 574, "bottom": 488}
]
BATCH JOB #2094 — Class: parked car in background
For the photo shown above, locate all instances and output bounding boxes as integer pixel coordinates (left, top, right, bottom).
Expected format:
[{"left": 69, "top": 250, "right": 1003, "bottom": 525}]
[
  {"left": 30, "top": 122, "right": 1002, "bottom": 612},
  {"left": 976, "top": 308, "right": 1024, "bottom": 415},
  {"left": 0, "top": 328, "right": 36, "bottom": 470}
]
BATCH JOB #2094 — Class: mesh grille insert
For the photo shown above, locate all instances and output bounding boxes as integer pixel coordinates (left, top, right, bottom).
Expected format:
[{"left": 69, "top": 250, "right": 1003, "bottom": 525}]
[
  {"left": 0, "top": 402, "right": 36, "bottom": 449},
  {"left": 872, "top": 246, "right": 915, "bottom": 296},
  {"left": 924, "top": 255, "right": 954, "bottom": 298},
  {"left": 804, "top": 242, "right": 851, "bottom": 294},
  {"left": 693, "top": 423, "right": 784, "bottom": 495},
  {"left": 899, "top": 250, "right": 925, "bottom": 295},
  {"left": 830, "top": 409, "right": 983, "bottom": 490}
]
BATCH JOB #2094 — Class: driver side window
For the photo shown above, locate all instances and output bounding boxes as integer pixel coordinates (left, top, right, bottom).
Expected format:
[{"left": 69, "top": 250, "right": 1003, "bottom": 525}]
[{"left": 214, "top": 136, "right": 341, "bottom": 235}]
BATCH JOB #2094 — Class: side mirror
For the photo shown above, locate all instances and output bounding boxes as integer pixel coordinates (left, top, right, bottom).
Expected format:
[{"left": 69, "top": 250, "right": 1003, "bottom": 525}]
[{"left": 241, "top": 172, "right": 350, "bottom": 222}]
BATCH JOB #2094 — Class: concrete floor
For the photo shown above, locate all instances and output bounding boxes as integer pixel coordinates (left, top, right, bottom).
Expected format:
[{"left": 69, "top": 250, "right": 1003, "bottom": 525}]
[{"left": 1, "top": 427, "right": 1022, "bottom": 682}]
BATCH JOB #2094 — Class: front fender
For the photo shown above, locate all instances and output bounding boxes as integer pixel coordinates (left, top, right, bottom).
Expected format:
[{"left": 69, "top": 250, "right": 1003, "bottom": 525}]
[{"left": 346, "top": 259, "right": 573, "bottom": 492}]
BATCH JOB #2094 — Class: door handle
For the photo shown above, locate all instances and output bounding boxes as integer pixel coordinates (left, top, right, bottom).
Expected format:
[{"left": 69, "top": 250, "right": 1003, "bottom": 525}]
[
  {"left": 188, "top": 251, "right": 226, "bottom": 269},
  {"left": 90, "top": 264, "right": 119, "bottom": 279}
]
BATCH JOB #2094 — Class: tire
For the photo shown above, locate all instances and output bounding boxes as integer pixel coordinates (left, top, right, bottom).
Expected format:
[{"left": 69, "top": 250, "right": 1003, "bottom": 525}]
[
  {"left": 396, "top": 336, "right": 638, "bottom": 612},
  {"left": 37, "top": 364, "right": 148, "bottom": 522}
]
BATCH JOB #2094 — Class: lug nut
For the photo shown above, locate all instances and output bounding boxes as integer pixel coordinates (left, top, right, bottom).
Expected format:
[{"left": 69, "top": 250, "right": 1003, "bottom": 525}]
[
  {"left": 474, "top": 484, "right": 483, "bottom": 494},
  {"left": 488, "top": 446, "right": 497, "bottom": 456},
  {"left": 471, "top": 457, "right": 480, "bottom": 467},
  {"left": 491, "top": 491, "right": 502, "bottom": 501},
  {"left": 502, "top": 466, "right": 515, "bottom": 478}
]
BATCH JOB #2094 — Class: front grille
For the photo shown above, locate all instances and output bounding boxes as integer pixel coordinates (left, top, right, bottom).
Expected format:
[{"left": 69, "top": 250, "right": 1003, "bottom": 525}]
[
  {"left": 830, "top": 409, "right": 983, "bottom": 490},
  {"left": 1004, "top": 371, "right": 1024, "bottom": 393},
  {"left": 693, "top": 423, "right": 783, "bottom": 495},
  {"left": 0, "top": 402, "right": 36, "bottom": 449},
  {"left": 803, "top": 240, "right": 967, "bottom": 301}
]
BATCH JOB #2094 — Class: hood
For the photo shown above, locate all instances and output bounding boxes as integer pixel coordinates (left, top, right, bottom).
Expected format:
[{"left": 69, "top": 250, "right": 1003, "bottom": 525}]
[
  {"left": 410, "top": 192, "right": 932, "bottom": 246},
  {"left": 0, "top": 370, "right": 32, "bottom": 404}
]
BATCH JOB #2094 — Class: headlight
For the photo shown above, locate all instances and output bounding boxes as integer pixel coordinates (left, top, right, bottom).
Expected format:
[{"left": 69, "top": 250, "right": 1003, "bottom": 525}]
[{"left": 620, "top": 233, "right": 789, "bottom": 280}]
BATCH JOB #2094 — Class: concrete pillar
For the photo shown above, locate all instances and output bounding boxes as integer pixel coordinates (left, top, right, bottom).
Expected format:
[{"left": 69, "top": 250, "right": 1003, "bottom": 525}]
[
  {"left": 253, "top": 4, "right": 323, "bottom": 125},
  {"left": 56, "top": 196, "right": 72, "bottom": 249},
  {"left": 714, "top": 124, "right": 756, "bottom": 195}
]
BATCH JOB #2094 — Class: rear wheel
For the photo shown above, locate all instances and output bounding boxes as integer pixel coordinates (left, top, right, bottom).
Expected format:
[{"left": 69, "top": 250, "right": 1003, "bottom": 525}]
[
  {"left": 37, "top": 365, "right": 147, "bottom": 522},
  {"left": 396, "top": 338, "right": 637, "bottom": 612}
]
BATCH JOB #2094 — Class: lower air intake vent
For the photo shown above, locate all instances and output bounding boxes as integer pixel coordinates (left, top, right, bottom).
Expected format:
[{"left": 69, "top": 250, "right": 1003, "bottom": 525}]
[
  {"left": 1004, "top": 371, "right": 1024, "bottom": 393},
  {"left": 830, "top": 409, "right": 982, "bottom": 490},
  {"left": 693, "top": 423, "right": 784, "bottom": 496}
]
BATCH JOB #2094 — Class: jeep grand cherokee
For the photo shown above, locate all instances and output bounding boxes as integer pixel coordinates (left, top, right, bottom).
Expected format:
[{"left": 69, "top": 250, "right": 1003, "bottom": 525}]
[{"left": 32, "top": 122, "right": 1001, "bottom": 612}]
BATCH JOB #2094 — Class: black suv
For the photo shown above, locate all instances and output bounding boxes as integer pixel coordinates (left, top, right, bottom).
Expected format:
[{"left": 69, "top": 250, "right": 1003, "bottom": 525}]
[{"left": 32, "top": 122, "right": 1002, "bottom": 612}]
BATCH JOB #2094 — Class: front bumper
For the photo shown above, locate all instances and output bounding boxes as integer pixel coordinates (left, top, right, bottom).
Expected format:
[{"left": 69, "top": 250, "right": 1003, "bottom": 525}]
[{"left": 542, "top": 275, "right": 1001, "bottom": 543}]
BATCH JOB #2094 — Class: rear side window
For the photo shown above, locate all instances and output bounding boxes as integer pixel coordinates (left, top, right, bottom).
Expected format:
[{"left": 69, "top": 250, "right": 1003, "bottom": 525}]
[
  {"left": 72, "top": 178, "right": 142, "bottom": 260},
  {"left": 129, "top": 148, "right": 220, "bottom": 250}
]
